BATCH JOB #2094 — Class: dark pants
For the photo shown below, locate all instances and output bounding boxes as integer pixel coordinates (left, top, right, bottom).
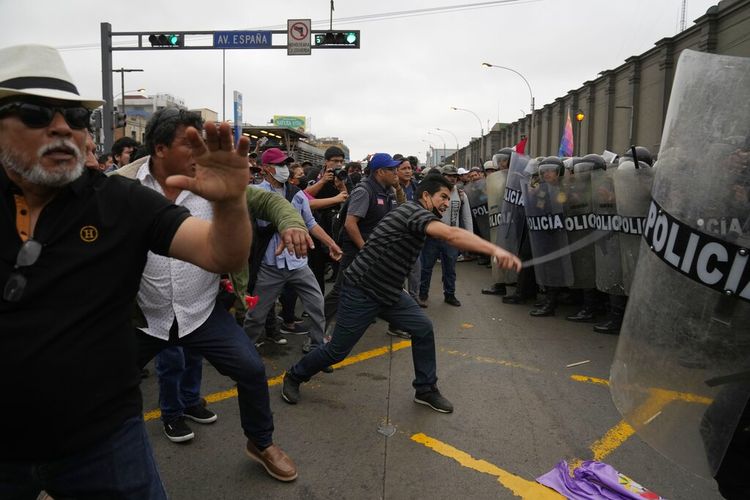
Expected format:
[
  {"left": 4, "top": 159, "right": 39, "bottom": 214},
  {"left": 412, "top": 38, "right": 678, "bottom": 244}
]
[
  {"left": 420, "top": 237, "right": 459, "bottom": 297},
  {"left": 308, "top": 242, "right": 328, "bottom": 296},
  {"left": 290, "top": 281, "right": 438, "bottom": 391},
  {"left": 137, "top": 302, "right": 274, "bottom": 447},
  {"left": 323, "top": 250, "right": 357, "bottom": 324},
  {"left": 155, "top": 346, "right": 203, "bottom": 423},
  {"left": 515, "top": 234, "right": 538, "bottom": 297},
  {"left": 280, "top": 284, "right": 298, "bottom": 324},
  {"left": 0, "top": 416, "right": 166, "bottom": 500}
]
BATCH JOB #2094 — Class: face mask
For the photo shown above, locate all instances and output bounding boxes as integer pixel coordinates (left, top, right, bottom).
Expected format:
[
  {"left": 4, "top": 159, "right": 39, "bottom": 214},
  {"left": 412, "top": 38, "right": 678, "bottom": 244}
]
[
  {"left": 423, "top": 194, "right": 442, "bottom": 217},
  {"left": 349, "top": 172, "right": 362, "bottom": 185},
  {"left": 271, "top": 165, "right": 290, "bottom": 183}
]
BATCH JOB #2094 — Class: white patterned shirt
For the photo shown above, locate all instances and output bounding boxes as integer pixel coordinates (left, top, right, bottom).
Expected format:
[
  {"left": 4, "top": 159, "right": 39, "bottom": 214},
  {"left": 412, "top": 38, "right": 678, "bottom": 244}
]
[{"left": 135, "top": 159, "right": 218, "bottom": 339}]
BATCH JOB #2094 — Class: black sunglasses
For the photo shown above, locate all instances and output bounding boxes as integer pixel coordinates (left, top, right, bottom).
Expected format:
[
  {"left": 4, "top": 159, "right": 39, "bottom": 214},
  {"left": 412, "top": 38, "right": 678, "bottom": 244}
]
[
  {"left": 3, "top": 239, "right": 43, "bottom": 303},
  {"left": 0, "top": 102, "right": 91, "bottom": 130}
]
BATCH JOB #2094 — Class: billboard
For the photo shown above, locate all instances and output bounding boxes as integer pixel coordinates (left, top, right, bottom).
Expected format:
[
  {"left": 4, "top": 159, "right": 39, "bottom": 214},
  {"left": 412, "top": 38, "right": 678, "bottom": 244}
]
[{"left": 273, "top": 115, "right": 306, "bottom": 131}]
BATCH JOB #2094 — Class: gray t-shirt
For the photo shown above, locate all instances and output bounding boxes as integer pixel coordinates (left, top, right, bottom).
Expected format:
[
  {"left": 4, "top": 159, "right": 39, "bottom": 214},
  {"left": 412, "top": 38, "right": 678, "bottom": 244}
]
[{"left": 346, "top": 184, "right": 372, "bottom": 219}]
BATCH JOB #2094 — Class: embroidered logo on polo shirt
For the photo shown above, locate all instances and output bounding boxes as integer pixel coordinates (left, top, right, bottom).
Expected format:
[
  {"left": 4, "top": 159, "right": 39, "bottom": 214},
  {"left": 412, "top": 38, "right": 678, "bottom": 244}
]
[{"left": 80, "top": 225, "right": 99, "bottom": 243}]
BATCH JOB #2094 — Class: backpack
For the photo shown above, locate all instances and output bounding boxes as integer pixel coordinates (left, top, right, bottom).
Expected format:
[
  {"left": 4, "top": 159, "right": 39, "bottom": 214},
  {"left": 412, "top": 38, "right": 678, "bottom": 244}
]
[
  {"left": 331, "top": 181, "right": 377, "bottom": 246},
  {"left": 246, "top": 183, "right": 300, "bottom": 293}
]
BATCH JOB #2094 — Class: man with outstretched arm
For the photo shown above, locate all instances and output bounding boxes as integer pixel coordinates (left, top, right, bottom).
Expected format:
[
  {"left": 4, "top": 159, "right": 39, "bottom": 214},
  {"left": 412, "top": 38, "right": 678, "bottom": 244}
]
[
  {"left": 281, "top": 174, "right": 521, "bottom": 413},
  {"left": 0, "top": 44, "right": 308, "bottom": 499}
]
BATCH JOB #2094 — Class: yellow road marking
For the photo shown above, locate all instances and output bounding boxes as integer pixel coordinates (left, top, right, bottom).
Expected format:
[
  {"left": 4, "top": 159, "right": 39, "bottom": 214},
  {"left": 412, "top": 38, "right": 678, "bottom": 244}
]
[
  {"left": 590, "top": 420, "right": 636, "bottom": 461},
  {"left": 584, "top": 384, "right": 712, "bottom": 461},
  {"left": 570, "top": 374, "right": 609, "bottom": 386},
  {"left": 143, "top": 340, "right": 412, "bottom": 421},
  {"left": 441, "top": 349, "right": 541, "bottom": 373},
  {"left": 411, "top": 433, "right": 563, "bottom": 499}
]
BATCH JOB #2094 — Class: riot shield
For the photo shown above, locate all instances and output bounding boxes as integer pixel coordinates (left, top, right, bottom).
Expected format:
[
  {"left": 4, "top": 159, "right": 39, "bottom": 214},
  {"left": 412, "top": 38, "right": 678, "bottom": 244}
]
[
  {"left": 613, "top": 161, "right": 654, "bottom": 294},
  {"left": 592, "top": 167, "right": 624, "bottom": 295},
  {"left": 464, "top": 178, "right": 490, "bottom": 241},
  {"left": 610, "top": 50, "right": 750, "bottom": 479},
  {"left": 522, "top": 169, "right": 574, "bottom": 287},
  {"left": 563, "top": 163, "right": 597, "bottom": 289},
  {"left": 486, "top": 169, "right": 507, "bottom": 249},
  {"left": 492, "top": 153, "right": 528, "bottom": 283}
]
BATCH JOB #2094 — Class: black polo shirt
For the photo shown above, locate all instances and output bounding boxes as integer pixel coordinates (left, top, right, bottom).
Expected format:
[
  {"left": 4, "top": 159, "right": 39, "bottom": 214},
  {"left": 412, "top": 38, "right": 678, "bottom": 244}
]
[{"left": 0, "top": 167, "right": 190, "bottom": 460}]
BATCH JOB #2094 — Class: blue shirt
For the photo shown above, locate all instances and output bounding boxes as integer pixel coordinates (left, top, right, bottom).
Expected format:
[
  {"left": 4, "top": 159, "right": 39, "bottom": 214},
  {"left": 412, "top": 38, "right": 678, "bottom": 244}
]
[
  {"left": 402, "top": 181, "right": 416, "bottom": 201},
  {"left": 255, "top": 181, "right": 318, "bottom": 270}
]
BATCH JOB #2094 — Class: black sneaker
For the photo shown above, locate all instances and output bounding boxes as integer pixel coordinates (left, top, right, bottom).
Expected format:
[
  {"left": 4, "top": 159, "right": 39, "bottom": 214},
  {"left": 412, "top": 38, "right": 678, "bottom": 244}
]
[
  {"left": 183, "top": 404, "right": 218, "bottom": 424},
  {"left": 414, "top": 387, "right": 454, "bottom": 413},
  {"left": 444, "top": 294, "right": 461, "bottom": 307},
  {"left": 277, "top": 315, "right": 304, "bottom": 325},
  {"left": 281, "top": 372, "right": 300, "bottom": 404},
  {"left": 280, "top": 323, "right": 309, "bottom": 335},
  {"left": 163, "top": 417, "right": 195, "bottom": 442},
  {"left": 267, "top": 332, "right": 288, "bottom": 345}
]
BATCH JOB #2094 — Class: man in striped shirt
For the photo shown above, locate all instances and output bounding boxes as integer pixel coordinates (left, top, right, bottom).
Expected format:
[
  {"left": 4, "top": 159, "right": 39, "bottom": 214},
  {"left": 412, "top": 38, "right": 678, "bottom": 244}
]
[{"left": 281, "top": 174, "right": 521, "bottom": 413}]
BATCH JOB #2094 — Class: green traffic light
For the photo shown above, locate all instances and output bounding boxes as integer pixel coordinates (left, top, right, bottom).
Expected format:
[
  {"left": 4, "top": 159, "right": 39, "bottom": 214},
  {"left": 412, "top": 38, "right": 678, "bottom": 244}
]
[
  {"left": 168, "top": 34, "right": 179, "bottom": 45},
  {"left": 346, "top": 32, "right": 357, "bottom": 44}
]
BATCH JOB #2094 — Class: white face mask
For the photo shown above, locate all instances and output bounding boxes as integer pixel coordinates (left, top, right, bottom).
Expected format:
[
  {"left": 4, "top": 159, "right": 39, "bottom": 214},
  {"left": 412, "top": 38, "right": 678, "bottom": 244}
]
[{"left": 271, "top": 165, "right": 290, "bottom": 183}]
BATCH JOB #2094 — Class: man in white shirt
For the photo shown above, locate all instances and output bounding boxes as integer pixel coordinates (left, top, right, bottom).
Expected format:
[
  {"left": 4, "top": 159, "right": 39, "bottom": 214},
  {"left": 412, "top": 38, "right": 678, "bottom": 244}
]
[{"left": 128, "top": 109, "right": 304, "bottom": 482}]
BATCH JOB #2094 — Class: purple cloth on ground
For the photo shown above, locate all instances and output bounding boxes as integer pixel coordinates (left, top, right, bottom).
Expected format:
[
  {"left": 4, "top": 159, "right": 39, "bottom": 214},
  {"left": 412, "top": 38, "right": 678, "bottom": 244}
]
[{"left": 537, "top": 460, "right": 666, "bottom": 500}]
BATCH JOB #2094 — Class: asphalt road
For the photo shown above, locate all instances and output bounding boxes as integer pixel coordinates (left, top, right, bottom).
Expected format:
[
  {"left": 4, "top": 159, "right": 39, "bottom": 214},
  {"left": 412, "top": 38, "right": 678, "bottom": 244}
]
[{"left": 140, "top": 262, "right": 723, "bottom": 499}]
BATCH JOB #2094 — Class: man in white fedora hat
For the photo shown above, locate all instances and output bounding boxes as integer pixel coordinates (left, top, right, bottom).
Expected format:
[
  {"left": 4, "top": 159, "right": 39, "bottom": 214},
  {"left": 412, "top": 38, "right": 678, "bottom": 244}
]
[{"left": 0, "top": 44, "right": 264, "bottom": 498}]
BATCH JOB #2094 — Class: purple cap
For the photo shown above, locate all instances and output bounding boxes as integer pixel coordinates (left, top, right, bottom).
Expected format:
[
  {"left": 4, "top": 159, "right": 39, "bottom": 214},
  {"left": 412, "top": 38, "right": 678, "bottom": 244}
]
[
  {"left": 261, "top": 148, "right": 293, "bottom": 165},
  {"left": 368, "top": 153, "right": 401, "bottom": 170}
]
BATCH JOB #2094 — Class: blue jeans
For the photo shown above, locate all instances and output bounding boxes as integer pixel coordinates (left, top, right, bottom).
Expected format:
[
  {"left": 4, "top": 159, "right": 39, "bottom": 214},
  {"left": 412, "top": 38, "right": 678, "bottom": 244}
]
[
  {"left": 289, "top": 281, "right": 438, "bottom": 391},
  {"left": 138, "top": 302, "right": 274, "bottom": 447},
  {"left": 419, "top": 237, "right": 459, "bottom": 297},
  {"left": 155, "top": 346, "right": 203, "bottom": 423},
  {"left": 0, "top": 416, "right": 166, "bottom": 499}
]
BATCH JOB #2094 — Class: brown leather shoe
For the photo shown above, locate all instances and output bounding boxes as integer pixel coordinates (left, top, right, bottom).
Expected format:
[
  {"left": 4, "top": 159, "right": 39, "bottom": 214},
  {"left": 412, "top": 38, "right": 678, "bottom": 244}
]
[{"left": 246, "top": 441, "right": 298, "bottom": 482}]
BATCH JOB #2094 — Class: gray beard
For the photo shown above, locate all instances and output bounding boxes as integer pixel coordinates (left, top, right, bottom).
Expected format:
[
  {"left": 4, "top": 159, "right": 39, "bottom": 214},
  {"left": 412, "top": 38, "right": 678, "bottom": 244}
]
[{"left": 1, "top": 139, "right": 84, "bottom": 187}]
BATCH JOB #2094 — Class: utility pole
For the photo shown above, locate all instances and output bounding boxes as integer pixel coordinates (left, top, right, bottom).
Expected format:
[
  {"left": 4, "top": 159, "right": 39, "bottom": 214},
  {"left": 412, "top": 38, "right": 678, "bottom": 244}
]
[{"left": 112, "top": 68, "right": 144, "bottom": 137}]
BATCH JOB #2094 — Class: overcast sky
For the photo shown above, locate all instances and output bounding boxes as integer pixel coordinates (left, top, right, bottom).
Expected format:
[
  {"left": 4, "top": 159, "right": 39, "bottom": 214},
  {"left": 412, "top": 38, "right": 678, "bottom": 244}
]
[{"left": 0, "top": 0, "right": 717, "bottom": 161}]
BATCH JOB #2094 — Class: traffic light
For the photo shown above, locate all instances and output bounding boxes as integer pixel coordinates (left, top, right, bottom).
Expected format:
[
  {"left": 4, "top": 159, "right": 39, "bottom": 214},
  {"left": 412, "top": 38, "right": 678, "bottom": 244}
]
[
  {"left": 114, "top": 112, "right": 127, "bottom": 129},
  {"left": 148, "top": 34, "right": 183, "bottom": 47},
  {"left": 314, "top": 31, "right": 360, "bottom": 48}
]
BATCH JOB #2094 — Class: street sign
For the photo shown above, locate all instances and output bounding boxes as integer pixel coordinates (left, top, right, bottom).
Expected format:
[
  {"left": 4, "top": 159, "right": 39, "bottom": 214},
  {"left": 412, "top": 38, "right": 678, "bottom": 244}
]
[
  {"left": 213, "top": 31, "right": 272, "bottom": 49},
  {"left": 233, "top": 91, "right": 242, "bottom": 145},
  {"left": 287, "top": 19, "right": 311, "bottom": 56}
]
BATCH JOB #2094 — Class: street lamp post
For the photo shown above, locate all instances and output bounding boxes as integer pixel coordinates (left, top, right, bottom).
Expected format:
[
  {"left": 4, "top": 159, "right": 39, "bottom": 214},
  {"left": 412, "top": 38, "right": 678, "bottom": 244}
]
[
  {"left": 482, "top": 62, "right": 534, "bottom": 156},
  {"left": 421, "top": 139, "right": 436, "bottom": 167},
  {"left": 575, "top": 110, "right": 585, "bottom": 156},
  {"left": 427, "top": 130, "right": 447, "bottom": 165},
  {"left": 436, "top": 127, "right": 460, "bottom": 167},
  {"left": 451, "top": 107, "right": 484, "bottom": 165}
]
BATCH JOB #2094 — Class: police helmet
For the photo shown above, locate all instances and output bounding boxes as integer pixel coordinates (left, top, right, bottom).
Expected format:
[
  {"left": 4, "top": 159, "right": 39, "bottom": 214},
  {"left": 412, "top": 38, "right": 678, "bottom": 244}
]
[
  {"left": 538, "top": 156, "right": 565, "bottom": 177},
  {"left": 492, "top": 147, "right": 514, "bottom": 168},
  {"left": 621, "top": 146, "right": 653, "bottom": 166},
  {"left": 571, "top": 153, "right": 607, "bottom": 173}
]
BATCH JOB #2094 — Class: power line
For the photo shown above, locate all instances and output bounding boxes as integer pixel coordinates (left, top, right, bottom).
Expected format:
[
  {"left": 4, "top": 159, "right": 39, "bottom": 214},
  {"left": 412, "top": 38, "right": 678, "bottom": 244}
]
[{"left": 57, "top": 0, "right": 540, "bottom": 52}]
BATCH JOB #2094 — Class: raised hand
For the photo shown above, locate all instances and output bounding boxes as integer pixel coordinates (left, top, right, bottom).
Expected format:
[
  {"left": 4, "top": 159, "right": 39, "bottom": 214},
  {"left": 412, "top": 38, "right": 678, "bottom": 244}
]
[{"left": 165, "top": 122, "right": 250, "bottom": 202}]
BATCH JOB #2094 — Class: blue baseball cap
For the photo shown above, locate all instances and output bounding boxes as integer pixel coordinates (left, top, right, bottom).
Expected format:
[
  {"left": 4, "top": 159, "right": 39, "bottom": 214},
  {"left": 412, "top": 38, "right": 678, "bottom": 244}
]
[{"left": 368, "top": 153, "right": 401, "bottom": 170}]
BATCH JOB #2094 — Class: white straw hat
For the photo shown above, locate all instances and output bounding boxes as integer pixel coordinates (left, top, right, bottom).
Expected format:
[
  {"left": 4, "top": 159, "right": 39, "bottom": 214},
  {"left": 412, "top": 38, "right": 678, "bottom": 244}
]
[{"left": 0, "top": 44, "right": 104, "bottom": 110}]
